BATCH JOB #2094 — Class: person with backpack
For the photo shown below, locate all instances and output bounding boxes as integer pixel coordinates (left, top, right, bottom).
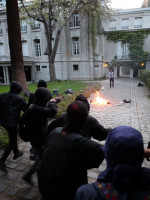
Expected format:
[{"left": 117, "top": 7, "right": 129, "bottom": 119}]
[
  {"left": 22, "top": 87, "right": 58, "bottom": 185},
  {"left": 75, "top": 126, "right": 150, "bottom": 200},
  {"left": 47, "top": 94, "right": 111, "bottom": 141},
  {"left": 37, "top": 101, "right": 105, "bottom": 200},
  {"left": 0, "top": 81, "right": 28, "bottom": 173}
]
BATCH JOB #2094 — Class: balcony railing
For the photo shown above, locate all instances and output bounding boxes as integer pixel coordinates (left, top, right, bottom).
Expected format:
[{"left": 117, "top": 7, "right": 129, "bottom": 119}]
[
  {"left": 70, "top": 21, "right": 80, "bottom": 27},
  {"left": 121, "top": 26, "right": 129, "bottom": 30},
  {"left": 31, "top": 24, "right": 40, "bottom": 30},
  {"left": 109, "top": 27, "right": 116, "bottom": 31},
  {"left": 134, "top": 25, "right": 142, "bottom": 29},
  {"left": 115, "top": 55, "right": 131, "bottom": 60}
]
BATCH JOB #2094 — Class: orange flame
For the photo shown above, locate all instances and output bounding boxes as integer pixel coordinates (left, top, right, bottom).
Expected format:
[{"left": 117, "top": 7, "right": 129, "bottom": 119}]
[{"left": 91, "top": 91, "right": 108, "bottom": 105}]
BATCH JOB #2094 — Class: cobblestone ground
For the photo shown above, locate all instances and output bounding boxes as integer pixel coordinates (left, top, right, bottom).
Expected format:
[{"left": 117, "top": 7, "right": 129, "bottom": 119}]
[
  {"left": 88, "top": 78, "right": 150, "bottom": 183},
  {"left": 0, "top": 78, "right": 150, "bottom": 199}
]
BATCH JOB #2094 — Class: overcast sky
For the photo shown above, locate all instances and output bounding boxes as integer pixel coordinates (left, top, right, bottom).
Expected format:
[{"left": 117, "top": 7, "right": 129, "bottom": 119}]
[{"left": 111, "top": 0, "right": 144, "bottom": 9}]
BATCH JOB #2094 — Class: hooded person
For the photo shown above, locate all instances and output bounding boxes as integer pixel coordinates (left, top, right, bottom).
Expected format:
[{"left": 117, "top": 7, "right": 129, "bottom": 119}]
[
  {"left": 0, "top": 81, "right": 28, "bottom": 173},
  {"left": 47, "top": 93, "right": 111, "bottom": 140},
  {"left": 22, "top": 87, "right": 58, "bottom": 185},
  {"left": 37, "top": 101, "right": 104, "bottom": 200},
  {"left": 75, "top": 126, "right": 150, "bottom": 200}
]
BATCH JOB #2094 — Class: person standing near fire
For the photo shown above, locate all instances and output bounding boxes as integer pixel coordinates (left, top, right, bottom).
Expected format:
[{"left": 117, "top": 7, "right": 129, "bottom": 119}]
[{"left": 108, "top": 69, "right": 114, "bottom": 88}]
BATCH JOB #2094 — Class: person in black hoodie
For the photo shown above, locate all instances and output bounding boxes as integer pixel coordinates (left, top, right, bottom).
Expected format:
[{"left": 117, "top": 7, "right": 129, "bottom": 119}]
[
  {"left": 37, "top": 101, "right": 104, "bottom": 200},
  {"left": 22, "top": 87, "right": 58, "bottom": 185},
  {"left": 47, "top": 94, "right": 111, "bottom": 140},
  {"left": 0, "top": 81, "right": 28, "bottom": 172}
]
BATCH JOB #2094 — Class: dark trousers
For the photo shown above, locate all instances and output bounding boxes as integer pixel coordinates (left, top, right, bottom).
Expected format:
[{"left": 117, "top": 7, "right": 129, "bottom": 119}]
[
  {"left": 24, "top": 147, "right": 42, "bottom": 178},
  {"left": 110, "top": 77, "right": 114, "bottom": 87},
  {"left": 0, "top": 126, "right": 19, "bottom": 162}
]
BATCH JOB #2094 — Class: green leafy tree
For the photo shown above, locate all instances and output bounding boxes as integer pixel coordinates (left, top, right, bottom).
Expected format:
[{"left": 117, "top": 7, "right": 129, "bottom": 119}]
[
  {"left": 6, "top": 0, "right": 28, "bottom": 92},
  {"left": 19, "top": 0, "right": 112, "bottom": 81}
]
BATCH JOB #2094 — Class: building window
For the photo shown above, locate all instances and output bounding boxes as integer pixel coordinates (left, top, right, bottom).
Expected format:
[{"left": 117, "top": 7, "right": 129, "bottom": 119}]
[
  {"left": 34, "top": 40, "right": 41, "bottom": 56},
  {"left": 0, "top": 0, "right": 6, "bottom": 7},
  {"left": 73, "top": 64, "right": 79, "bottom": 71},
  {"left": 0, "top": 22, "right": 2, "bottom": 34},
  {"left": 36, "top": 66, "right": 40, "bottom": 71},
  {"left": 72, "top": 37, "right": 79, "bottom": 55},
  {"left": 20, "top": 20, "right": 27, "bottom": 32},
  {"left": 22, "top": 41, "right": 28, "bottom": 56},
  {"left": 31, "top": 20, "right": 40, "bottom": 30},
  {"left": 42, "top": 66, "right": 47, "bottom": 68},
  {"left": 70, "top": 14, "right": 80, "bottom": 27},
  {"left": 0, "top": 44, "right": 5, "bottom": 56},
  {"left": 122, "top": 42, "right": 129, "bottom": 59},
  {"left": 134, "top": 17, "right": 142, "bottom": 29},
  {"left": 109, "top": 20, "right": 116, "bottom": 30},
  {"left": 121, "top": 18, "right": 129, "bottom": 30}
]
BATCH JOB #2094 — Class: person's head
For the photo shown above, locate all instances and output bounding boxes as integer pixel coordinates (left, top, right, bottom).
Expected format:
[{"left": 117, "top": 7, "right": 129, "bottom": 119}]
[
  {"left": 37, "top": 80, "right": 47, "bottom": 88},
  {"left": 34, "top": 87, "right": 52, "bottom": 107},
  {"left": 63, "top": 101, "right": 89, "bottom": 133},
  {"left": 75, "top": 94, "right": 90, "bottom": 111},
  {"left": 105, "top": 126, "right": 144, "bottom": 169},
  {"left": 10, "top": 81, "right": 22, "bottom": 94}
]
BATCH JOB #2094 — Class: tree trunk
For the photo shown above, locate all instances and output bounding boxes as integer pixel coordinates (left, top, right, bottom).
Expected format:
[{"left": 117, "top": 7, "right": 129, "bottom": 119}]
[{"left": 6, "top": 0, "right": 28, "bottom": 92}]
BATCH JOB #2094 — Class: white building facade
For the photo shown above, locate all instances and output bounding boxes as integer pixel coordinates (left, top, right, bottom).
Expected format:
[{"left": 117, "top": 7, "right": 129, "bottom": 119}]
[{"left": 0, "top": 2, "right": 150, "bottom": 83}]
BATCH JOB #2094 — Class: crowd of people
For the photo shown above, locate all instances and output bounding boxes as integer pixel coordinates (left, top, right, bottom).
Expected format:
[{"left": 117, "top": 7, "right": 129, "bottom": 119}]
[{"left": 0, "top": 80, "right": 150, "bottom": 200}]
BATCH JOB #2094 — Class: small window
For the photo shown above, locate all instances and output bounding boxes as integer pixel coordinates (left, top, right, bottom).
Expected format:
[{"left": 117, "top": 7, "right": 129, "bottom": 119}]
[
  {"left": 134, "top": 17, "right": 142, "bottom": 29},
  {"left": 31, "top": 20, "right": 40, "bottom": 30},
  {"left": 121, "top": 18, "right": 129, "bottom": 30},
  {"left": 73, "top": 65, "right": 78, "bottom": 71},
  {"left": 34, "top": 39, "right": 41, "bottom": 56},
  {"left": 42, "top": 66, "right": 47, "bottom": 68},
  {"left": 36, "top": 66, "right": 40, "bottom": 71},
  {"left": 109, "top": 20, "right": 116, "bottom": 30},
  {"left": 94, "top": 65, "right": 99, "bottom": 68}
]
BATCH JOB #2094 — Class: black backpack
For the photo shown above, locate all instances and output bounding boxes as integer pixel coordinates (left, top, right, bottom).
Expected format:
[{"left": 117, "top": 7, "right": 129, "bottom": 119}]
[{"left": 19, "top": 109, "right": 31, "bottom": 142}]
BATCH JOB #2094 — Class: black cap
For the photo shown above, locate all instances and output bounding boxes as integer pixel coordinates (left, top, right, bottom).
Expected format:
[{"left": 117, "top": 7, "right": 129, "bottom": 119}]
[
  {"left": 37, "top": 80, "right": 47, "bottom": 88},
  {"left": 10, "top": 81, "right": 22, "bottom": 94}
]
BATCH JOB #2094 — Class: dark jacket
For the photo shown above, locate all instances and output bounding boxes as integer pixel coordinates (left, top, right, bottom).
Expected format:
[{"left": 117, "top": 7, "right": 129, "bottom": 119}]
[
  {"left": 47, "top": 113, "right": 110, "bottom": 141},
  {"left": 25, "top": 103, "right": 58, "bottom": 147},
  {"left": 0, "top": 92, "right": 28, "bottom": 129},
  {"left": 37, "top": 127, "right": 104, "bottom": 200},
  {"left": 25, "top": 88, "right": 58, "bottom": 147}
]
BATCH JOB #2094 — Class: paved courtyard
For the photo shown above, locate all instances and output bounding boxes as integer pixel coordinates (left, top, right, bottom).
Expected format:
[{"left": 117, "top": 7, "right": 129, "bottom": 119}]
[{"left": 0, "top": 78, "right": 150, "bottom": 199}]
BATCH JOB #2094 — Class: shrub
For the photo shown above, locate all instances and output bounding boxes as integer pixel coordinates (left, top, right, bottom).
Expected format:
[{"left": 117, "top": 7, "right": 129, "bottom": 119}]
[{"left": 140, "top": 70, "right": 150, "bottom": 84}]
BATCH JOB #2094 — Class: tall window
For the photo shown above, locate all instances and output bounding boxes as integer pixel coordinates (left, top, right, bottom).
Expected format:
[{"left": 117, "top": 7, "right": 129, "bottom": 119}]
[
  {"left": 20, "top": 20, "right": 27, "bottom": 32},
  {"left": 70, "top": 14, "right": 80, "bottom": 27},
  {"left": 0, "top": 44, "right": 5, "bottom": 56},
  {"left": 121, "top": 18, "right": 129, "bottom": 30},
  {"left": 34, "top": 40, "right": 41, "bottom": 56},
  {"left": 134, "top": 17, "right": 142, "bottom": 29},
  {"left": 109, "top": 20, "right": 116, "bottom": 30},
  {"left": 72, "top": 37, "right": 79, "bottom": 55},
  {"left": 0, "top": 22, "right": 2, "bottom": 34},
  {"left": 122, "top": 42, "right": 129, "bottom": 59},
  {"left": 22, "top": 41, "right": 28, "bottom": 56},
  {"left": 31, "top": 20, "right": 40, "bottom": 30}
]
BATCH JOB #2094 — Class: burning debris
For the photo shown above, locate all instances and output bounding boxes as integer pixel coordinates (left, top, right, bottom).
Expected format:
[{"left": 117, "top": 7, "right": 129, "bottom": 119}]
[{"left": 90, "top": 91, "right": 109, "bottom": 105}]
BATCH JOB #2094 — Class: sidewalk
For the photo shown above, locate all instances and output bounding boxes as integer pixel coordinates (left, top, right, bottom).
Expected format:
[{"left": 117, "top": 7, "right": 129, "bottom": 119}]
[{"left": 0, "top": 78, "right": 150, "bottom": 199}]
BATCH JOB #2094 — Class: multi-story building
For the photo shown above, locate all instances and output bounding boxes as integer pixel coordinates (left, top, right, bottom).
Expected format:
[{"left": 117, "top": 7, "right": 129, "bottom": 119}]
[
  {"left": 0, "top": 1, "right": 150, "bottom": 83},
  {"left": 99, "top": 7, "right": 150, "bottom": 78}
]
